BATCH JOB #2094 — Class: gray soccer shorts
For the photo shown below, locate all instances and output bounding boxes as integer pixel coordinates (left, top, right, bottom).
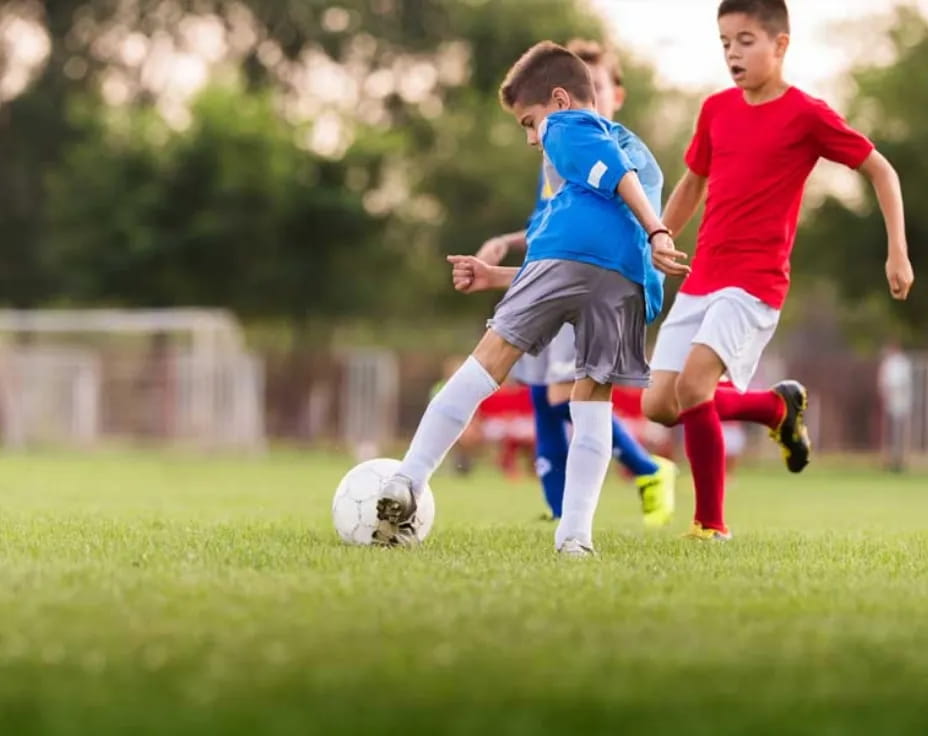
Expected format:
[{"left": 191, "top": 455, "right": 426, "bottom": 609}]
[
  {"left": 511, "top": 324, "right": 576, "bottom": 386},
  {"left": 488, "top": 259, "right": 649, "bottom": 387}
]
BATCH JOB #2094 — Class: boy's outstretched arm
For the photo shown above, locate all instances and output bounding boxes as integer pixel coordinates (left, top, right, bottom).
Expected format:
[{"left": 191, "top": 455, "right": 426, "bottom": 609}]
[
  {"left": 616, "top": 171, "right": 691, "bottom": 277},
  {"left": 447, "top": 255, "right": 518, "bottom": 293},
  {"left": 662, "top": 169, "right": 707, "bottom": 237},
  {"left": 858, "top": 151, "right": 914, "bottom": 300},
  {"left": 476, "top": 230, "right": 528, "bottom": 265}
]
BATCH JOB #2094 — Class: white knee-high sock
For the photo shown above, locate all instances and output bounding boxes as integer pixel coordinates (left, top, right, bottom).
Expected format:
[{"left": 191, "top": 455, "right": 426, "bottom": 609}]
[
  {"left": 398, "top": 356, "right": 498, "bottom": 494},
  {"left": 555, "top": 401, "right": 613, "bottom": 549}
]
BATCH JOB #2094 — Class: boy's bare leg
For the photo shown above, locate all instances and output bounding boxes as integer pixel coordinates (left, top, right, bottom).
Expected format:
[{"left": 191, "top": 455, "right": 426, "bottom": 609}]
[
  {"left": 547, "top": 376, "right": 673, "bottom": 526},
  {"left": 374, "top": 330, "right": 521, "bottom": 545},
  {"left": 471, "top": 330, "right": 524, "bottom": 384},
  {"left": 645, "top": 363, "right": 810, "bottom": 474},
  {"left": 571, "top": 379, "right": 612, "bottom": 402},
  {"left": 554, "top": 378, "right": 613, "bottom": 554},
  {"left": 642, "top": 371, "right": 682, "bottom": 427},
  {"left": 547, "top": 382, "right": 573, "bottom": 405}
]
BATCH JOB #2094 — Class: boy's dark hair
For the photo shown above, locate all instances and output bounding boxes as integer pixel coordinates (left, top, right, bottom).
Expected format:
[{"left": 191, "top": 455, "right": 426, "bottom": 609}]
[
  {"left": 499, "top": 41, "right": 594, "bottom": 110},
  {"left": 566, "top": 39, "right": 623, "bottom": 87},
  {"left": 717, "top": 0, "right": 790, "bottom": 36}
]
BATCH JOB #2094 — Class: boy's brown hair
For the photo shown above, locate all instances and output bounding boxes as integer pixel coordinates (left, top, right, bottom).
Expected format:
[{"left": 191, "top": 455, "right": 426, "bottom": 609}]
[
  {"left": 717, "top": 0, "right": 790, "bottom": 36},
  {"left": 566, "top": 39, "right": 623, "bottom": 87},
  {"left": 499, "top": 41, "right": 594, "bottom": 110}
]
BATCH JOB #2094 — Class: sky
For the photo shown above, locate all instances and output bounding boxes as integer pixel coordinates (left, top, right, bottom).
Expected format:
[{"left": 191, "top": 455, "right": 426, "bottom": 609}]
[{"left": 593, "top": 0, "right": 928, "bottom": 97}]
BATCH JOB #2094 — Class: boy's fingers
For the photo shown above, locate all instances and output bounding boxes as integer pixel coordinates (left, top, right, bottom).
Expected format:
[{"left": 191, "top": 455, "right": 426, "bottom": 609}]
[
  {"left": 888, "top": 272, "right": 910, "bottom": 300},
  {"left": 653, "top": 257, "right": 690, "bottom": 276},
  {"left": 655, "top": 247, "right": 688, "bottom": 261}
]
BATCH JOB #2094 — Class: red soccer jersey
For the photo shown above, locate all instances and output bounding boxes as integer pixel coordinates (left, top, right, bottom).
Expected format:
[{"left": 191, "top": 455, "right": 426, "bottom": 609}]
[{"left": 681, "top": 86, "right": 874, "bottom": 308}]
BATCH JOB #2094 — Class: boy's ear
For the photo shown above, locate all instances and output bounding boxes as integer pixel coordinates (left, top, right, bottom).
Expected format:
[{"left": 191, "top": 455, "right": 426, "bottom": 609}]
[
  {"left": 775, "top": 32, "right": 790, "bottom": 59},
  {"left": 614, "top": 86, "right": 627, "bottom": 112},
  {"left": 551, "top": 87, "right": 571, "bottom": 109}
]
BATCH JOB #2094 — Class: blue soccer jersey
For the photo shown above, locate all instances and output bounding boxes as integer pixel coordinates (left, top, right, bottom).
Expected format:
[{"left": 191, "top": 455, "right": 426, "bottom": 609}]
[{"left": 524, "top": 110, "right": 665, "bottom": 322}]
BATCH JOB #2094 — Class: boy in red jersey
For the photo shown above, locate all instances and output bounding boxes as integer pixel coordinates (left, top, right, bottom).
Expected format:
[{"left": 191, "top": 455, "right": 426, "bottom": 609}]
[{"left": 641, "top": 0, "right": 915, "bottom": 540}]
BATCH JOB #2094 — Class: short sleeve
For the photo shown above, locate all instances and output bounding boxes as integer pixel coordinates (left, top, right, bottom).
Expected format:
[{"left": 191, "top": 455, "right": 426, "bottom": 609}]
[
  {"left": 809, "top": 98, "right": 874, "bottom": 169},
  {"left": 684, "top": 98, "right": 714, "bottom": 177},
  {"left": 541, "top": 112, "right": 634, "bottom": 199}
]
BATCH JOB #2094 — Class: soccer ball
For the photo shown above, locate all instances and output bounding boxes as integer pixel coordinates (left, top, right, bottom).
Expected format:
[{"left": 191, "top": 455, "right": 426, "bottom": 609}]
[{"left": 332, "top": 458, "right": 436, "bottom": 545}]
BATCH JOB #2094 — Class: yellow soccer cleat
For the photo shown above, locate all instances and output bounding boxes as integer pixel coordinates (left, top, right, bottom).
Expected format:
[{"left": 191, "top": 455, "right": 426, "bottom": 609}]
[
  {"left": 682, "top": 521, "right": 732, "bottom": 541},
  {"left": 636, "top": 457, "right": 677, "bottom": 528}
]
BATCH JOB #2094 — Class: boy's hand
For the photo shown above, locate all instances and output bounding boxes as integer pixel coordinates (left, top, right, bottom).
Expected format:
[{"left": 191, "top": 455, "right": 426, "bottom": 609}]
[
  {"left": 475, "top": 236, "right": 509, "bottom": 266},
  {"left": 651, "top": 233, "right": 691, "bottom": 277},
  {"left": 886, "top": 252, "right": 914, "bottom": 300},
  {"left": 448, "top": 255, "right": 495, "bottom": 293}
]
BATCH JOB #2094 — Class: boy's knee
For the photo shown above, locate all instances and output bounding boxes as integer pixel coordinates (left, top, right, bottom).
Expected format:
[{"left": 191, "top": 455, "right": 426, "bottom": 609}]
[
  {"left": 473, "top": 330, "right": 524, "bottom": 384},
  {"left": 675, "top": 372, "right": 714, "bottom": 412},
  {"left": 642, "top": 388, "right": 679, "bottom": 427}
]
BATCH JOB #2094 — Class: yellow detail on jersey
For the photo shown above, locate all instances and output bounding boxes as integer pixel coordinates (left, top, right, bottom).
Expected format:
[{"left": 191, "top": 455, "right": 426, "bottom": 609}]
[{"left": 541, "top": 176, "right": 554, "bottom": 201}]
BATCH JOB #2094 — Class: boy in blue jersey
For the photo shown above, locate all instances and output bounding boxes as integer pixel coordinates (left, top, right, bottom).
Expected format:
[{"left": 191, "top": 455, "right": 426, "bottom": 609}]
[
  {"left": 373, "top": 41, "right": 688, "bottom": 554},
  {"left": 476, "top": 40, "right": 676, "bottom": 527}
]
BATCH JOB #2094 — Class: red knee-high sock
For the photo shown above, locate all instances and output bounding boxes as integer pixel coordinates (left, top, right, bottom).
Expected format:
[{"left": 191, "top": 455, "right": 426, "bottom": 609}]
[
  {"left": 714, "top": 387, "right": 785, "bottom": 429},
  {"left": 681, "top": 400, "right": 727, "bottom": 532}
]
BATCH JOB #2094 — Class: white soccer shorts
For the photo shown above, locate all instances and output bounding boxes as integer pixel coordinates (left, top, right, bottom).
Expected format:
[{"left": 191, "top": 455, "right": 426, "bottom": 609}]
[{"left": 650, "top": 287, "right": 780, "bottom": 392}]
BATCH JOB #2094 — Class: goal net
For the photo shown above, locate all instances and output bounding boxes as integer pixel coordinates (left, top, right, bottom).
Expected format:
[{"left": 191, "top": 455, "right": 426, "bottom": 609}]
[{"left": 0, "top": 309, "right": 264, "bottom": 451}]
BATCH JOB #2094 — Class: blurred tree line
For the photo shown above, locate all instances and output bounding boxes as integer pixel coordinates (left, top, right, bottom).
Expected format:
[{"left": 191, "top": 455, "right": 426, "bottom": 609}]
[
  {"left": 0, "top": 0, "right": 695, "bottom": 336},
  {"left": 0, "top": 0, "right": 923, "bottom": 345},
  {"left": 793, "top": 5, "right": 928, "bottom": 346}
]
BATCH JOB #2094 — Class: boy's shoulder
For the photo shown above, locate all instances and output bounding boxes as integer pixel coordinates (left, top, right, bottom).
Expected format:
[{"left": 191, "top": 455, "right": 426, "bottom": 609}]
[
  {"left": 787, "top": 86, "right": 844, "bottom": 118},
  {"left": 609, "top": 121, "right": 653, "bottom": 157},
  {"left": 541, "top": 109, "right": 609, "bottom": 139},
  {"left": 701, "top": 86, "right": 742, "bottom": 111},
  {"left": 702, "top": 86, "right": 834, "bottom": 126},
  {"left": 702, "top": 85, "right": 836, "bottom": 116}
]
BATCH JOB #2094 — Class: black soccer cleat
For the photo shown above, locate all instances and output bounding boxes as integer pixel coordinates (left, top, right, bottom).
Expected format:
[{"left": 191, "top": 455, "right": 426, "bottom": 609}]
[{"left": 771, "top": 380, "right": 811, "bottom": 473}]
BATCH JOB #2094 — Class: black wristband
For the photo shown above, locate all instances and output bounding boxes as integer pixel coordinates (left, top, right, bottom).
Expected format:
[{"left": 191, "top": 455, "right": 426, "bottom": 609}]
[{"left": 648, "top": 227, "right": 672, "bottom": 244}]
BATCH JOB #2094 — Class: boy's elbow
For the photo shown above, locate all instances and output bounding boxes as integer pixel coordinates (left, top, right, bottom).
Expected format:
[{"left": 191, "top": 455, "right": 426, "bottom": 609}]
[{"left": 859, "top": 150, "right": 897, "bottom": 183}]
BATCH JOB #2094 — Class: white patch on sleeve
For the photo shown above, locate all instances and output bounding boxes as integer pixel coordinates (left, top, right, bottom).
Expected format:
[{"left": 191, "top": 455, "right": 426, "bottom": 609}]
[{"left": 587, "top": 160, "right": 608, "bottom": 188}]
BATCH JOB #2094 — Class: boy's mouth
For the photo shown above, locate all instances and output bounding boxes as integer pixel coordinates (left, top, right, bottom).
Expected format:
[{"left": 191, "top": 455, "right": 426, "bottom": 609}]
[{"left": 730, "top": 65, "right": 747, "bottom": 79}]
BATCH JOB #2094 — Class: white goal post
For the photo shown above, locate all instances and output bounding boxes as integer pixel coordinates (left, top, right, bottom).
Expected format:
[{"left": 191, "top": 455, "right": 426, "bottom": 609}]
[{"left": 0, "top": 309, "right": 265, "bottom": 451}]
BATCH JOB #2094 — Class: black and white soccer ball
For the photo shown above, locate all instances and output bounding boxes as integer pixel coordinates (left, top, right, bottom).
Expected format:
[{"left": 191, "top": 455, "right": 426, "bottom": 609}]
[{"left": 332, "top": 458, "right": 436, "bottom": 545}]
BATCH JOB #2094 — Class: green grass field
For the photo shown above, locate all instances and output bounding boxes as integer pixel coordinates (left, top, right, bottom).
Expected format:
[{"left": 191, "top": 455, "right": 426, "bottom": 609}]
[{"left": 0, "top": 450, "right": 927, "bottom": 735}]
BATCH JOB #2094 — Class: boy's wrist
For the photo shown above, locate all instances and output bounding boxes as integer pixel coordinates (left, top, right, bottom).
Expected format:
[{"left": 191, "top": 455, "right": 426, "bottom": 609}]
[
  {"left": 647, "top": 227, "right": 672, "bottom": 244},
  {"left": 490, "top": 266, "right": 516, "bottom": 289}
]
